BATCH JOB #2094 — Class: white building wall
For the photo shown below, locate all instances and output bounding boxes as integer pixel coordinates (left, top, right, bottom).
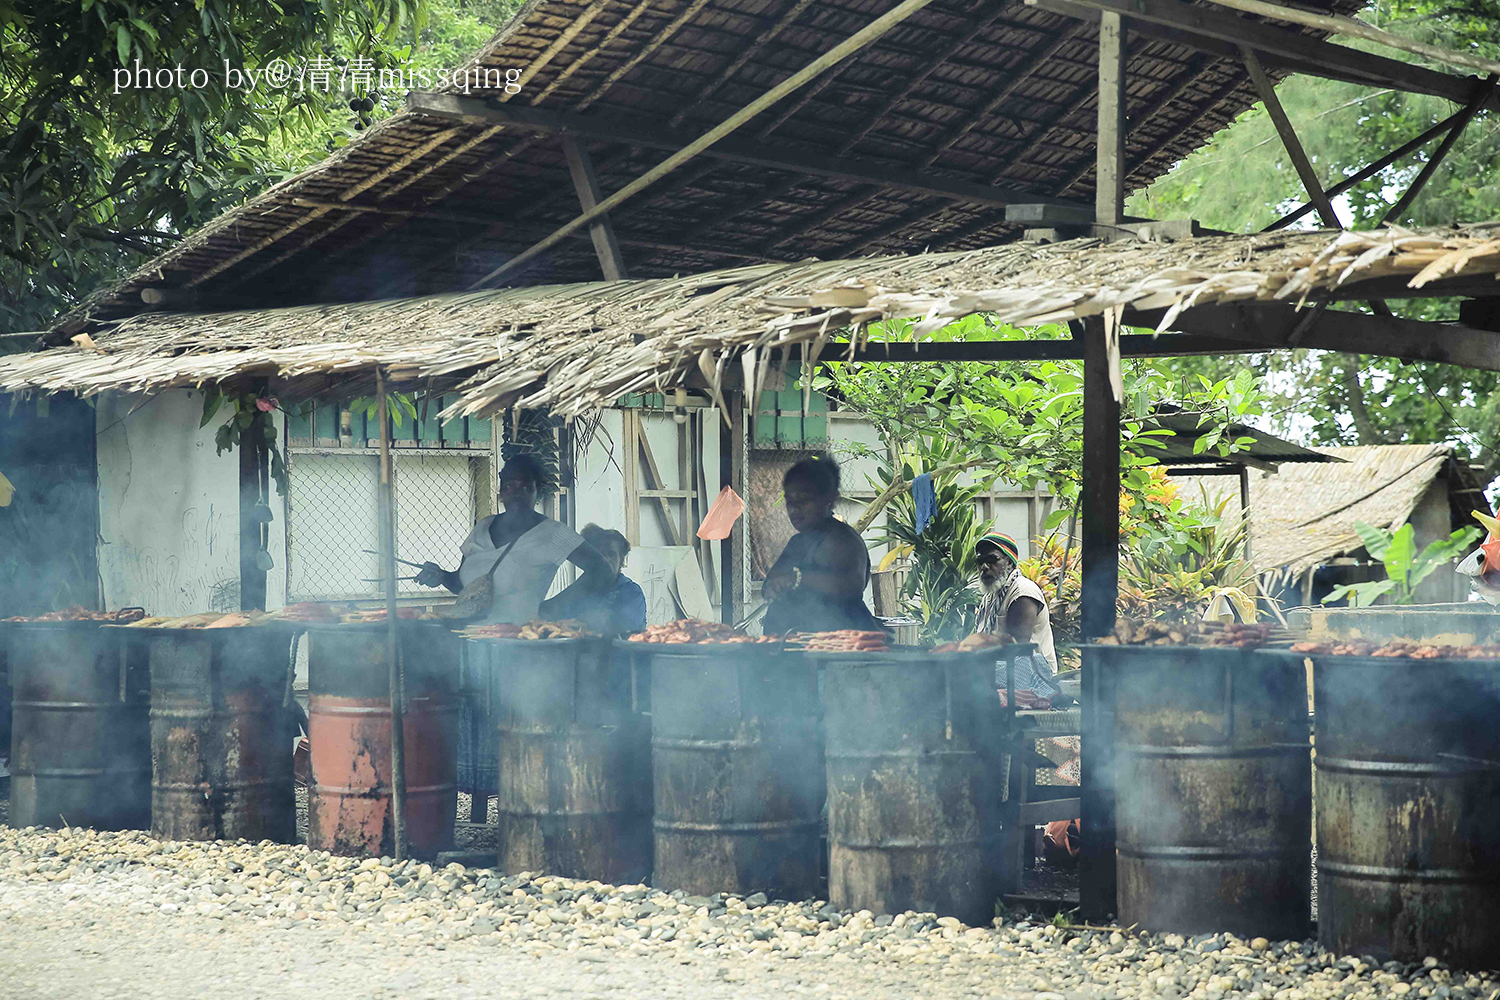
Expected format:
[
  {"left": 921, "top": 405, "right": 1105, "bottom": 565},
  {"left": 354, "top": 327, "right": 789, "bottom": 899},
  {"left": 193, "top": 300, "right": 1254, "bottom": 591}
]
[{"left": 96, "top": 389, "right": 287, "bottom": 616}]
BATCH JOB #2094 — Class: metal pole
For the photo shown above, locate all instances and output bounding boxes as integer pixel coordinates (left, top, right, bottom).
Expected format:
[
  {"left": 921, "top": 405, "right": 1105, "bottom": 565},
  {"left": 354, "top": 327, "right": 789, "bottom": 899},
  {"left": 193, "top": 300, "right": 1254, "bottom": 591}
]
[{"left": 376, "top": 369, "right": 408, "bottom": 861}]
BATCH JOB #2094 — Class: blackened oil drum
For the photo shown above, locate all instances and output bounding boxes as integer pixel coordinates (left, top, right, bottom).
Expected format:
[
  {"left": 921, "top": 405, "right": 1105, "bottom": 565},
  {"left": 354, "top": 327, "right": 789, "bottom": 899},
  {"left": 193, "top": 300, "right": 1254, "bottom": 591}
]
[
  {"left": 145, "top": 626, "right": 295, "bottom": 842},
  {"left": 305, "top": 623, "right": 459, "bottom": 858},
  {"left": 645, "top": 642, "right": 822, "bottom": 898},
  {"left": 7, "top": 622, "right": 151, "bottom": 830},
  {"left": 820, "top": 647, "right": 1011, "bottom": 925},
  {"left": 486, "top": 637, "right": 650, "bottom": 883},
  {"left": 1090, "top": 644, "right": 1310, "bottom": 939},
  {"left": 1314, "top": 654, "right": 1500, "bottom": 967}
]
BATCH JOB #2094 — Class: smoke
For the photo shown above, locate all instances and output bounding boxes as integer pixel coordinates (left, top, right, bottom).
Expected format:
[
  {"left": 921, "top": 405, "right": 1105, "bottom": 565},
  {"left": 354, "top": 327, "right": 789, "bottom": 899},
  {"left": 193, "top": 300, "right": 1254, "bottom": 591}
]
[{"left": 0, "top": 394, "right": 100, "bottom": 617}]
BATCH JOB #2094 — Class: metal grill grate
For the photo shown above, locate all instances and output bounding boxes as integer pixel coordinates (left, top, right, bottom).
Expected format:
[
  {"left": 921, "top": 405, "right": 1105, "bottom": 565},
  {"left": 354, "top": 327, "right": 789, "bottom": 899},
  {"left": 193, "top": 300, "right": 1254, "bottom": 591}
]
[{"left": 286, "top": 450, "right": 492, "bottom": 602}]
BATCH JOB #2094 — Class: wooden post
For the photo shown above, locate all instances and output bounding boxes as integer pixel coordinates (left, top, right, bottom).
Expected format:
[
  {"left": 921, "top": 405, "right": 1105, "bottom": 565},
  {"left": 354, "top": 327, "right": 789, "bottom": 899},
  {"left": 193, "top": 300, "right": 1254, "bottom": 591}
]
[
  {"left": 1240, "top": 463, "right": 1252, "bottom": 562},
  {"left": 561, "top": 134, "right": 630, "bottom": 281},
  {"left": 376, "top": 369, "right": 408, "bottom": 861},
  {"left": 1095, "top": 12, "right": 1126, "bottom": 229},
  {"left": 718, "top": 392, "right": 745, "bottom": 625},
  {"left": 1080, "top": 316, "right": 1119, "bottom": 922},
  {"left": 1242, "top": 47, "right": 1341, "bottom": 228},
  {"left": 239, "top": 384, "right": 269, "bottom": 612}
]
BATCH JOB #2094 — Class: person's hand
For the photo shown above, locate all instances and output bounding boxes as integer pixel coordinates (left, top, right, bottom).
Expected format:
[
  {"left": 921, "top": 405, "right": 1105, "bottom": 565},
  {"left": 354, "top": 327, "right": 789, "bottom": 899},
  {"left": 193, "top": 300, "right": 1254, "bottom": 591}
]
[
  {"left": 414, "top": 562, "right": 447, "bottom": 588},
  {"left": 763, "top": 567, "right": 798, "bottom": 601}
]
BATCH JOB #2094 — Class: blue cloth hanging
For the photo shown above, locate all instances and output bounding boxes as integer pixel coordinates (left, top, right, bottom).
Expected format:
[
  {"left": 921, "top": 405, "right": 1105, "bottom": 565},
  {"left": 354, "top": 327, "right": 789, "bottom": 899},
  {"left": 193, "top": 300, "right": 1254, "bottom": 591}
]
[{"left": 912, "top": 472, "right": 935, "bottom": 535}]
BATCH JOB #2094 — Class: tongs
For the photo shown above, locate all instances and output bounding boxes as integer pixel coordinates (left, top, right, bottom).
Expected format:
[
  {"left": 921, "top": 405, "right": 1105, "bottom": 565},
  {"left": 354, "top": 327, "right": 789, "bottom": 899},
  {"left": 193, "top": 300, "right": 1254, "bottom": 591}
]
[
  {"left": 361, "top": 549, "right": 428, "bottom": 570},
  {"left": 734, "top": 602, "right": 769, "bottom": 631}
]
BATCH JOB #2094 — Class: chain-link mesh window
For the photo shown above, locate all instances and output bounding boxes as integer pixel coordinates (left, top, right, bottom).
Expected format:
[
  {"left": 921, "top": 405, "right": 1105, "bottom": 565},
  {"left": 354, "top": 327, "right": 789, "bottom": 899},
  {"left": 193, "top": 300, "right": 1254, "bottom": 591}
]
[{"left": 286, "top": 450, "right": 492, "bottom": 601}]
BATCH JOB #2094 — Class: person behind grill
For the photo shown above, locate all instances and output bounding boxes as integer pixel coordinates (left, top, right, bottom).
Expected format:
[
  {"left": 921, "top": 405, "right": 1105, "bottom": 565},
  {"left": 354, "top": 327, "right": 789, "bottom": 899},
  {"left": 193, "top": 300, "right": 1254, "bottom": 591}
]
[
  {"left": 540, "top": 524, "right": 647, "bottom": 638},
  {"left": 762, "top": 454, "right": 881, "bottom": 635},
  {"left": 413, "top": 453, "right": 612, "bottom": 622},
  {"left": 975, "top": 531, "right": 1060, "bottom": 697}
]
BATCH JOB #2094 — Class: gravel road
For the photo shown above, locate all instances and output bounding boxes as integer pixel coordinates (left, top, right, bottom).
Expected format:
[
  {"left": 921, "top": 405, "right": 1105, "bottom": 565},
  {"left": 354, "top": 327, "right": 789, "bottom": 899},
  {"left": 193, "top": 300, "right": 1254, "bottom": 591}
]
[{"left": 0, "top": 824, "right": 1494, "bottom": 1000}]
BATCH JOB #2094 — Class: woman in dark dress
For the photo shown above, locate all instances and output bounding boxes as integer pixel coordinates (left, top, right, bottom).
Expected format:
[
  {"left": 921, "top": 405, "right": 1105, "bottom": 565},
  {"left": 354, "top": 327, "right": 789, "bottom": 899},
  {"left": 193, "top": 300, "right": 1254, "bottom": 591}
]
[{"left": 762, "top": 455, "right": 881, "bottom": 635}]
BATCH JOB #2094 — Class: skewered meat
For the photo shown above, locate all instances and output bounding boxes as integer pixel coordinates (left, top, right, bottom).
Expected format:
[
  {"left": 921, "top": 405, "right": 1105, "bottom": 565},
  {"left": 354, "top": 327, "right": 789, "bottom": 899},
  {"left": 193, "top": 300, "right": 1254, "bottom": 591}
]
[
  {"left": 464, "top": 620, "right": 595, "bottom": 640},
  {"left": 339, "top": 608, "right": 439, "bottom": 624},
  {"left": 1290, "top": 639, "right": 1500, "bottom": 659},
  {"left": 1094, "top": 619, "right": 1273, "bottom": 649},
  {"left": 787, "top": 630, "right": 890, "bottom": 652},
  {"left": 626, "top": 619, "right": 759, "bottom": 644},
  {"left": 5, "top": 606, "right": 146, "bottom": 623},
  {"left": 266, "top": 602, "right": 341, "bottom": 623},
  {"left": 465, "top": 623, "right": 523, "bottom": 640}
]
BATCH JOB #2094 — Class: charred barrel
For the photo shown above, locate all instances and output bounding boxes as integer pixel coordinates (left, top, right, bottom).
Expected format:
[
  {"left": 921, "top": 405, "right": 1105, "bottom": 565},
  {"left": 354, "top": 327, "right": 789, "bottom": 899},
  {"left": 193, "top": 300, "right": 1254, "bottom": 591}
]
[
  {"left": 646, "top": 642, "right": 822, "bottom": 898},
  {"left": 820, "top": 647, "right": 1011, "bottom": 925},
  {"left": 305, "top": 622, "right": 459, "bottom": 858},
  {"left": 1089, "top": 644, "right": 1310, "bottom": 939},
  {"left": 145, "top": 626, "right": 295, "bottom": 842},
  {"left": 1314, "top": 654, "right": 1500, "bottom": 968},
  {"left": 486, "top": 638, "right": 650, "bottom": 883},
  {"left": 7, "top": 622, "right": 151, "bottom": 830}
]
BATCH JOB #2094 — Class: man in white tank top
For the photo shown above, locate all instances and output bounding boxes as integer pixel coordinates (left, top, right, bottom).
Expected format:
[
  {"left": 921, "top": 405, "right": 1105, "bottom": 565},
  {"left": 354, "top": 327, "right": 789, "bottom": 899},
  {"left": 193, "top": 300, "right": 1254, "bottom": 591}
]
[{"left": 974, "top": 531, "right": 1058, "bottom": 676}]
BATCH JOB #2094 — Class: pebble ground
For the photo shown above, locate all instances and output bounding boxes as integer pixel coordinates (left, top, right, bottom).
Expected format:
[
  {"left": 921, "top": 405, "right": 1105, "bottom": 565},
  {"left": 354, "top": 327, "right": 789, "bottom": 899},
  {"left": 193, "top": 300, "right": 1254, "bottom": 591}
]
[{"left": 0, "top": 823, "right": 1495, "bottom": 1000}]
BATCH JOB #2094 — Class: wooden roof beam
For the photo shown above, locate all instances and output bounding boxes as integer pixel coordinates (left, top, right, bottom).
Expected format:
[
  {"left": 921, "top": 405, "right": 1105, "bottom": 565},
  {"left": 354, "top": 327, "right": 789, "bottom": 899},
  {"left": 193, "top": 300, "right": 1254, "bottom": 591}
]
[
  {"left": 846, "top": 333, "right": 1247, "bottom": 361},
  {"left": 1026, "top": 0, "right": 1500, "bottom": 112},
  {"left": 1241, "top": 47, "right": 1340, "bottom": 228},
  {"left": 1133, "top": 302, "right": 1500, "bottom": 372},
  {"left": 408, "top": 93, "right": 1091, "bottom": 213}
]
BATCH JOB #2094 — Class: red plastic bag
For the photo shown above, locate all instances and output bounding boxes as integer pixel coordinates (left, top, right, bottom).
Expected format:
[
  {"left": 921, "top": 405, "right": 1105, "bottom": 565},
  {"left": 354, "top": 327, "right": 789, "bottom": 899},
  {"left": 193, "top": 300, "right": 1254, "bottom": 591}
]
[{"left": 697, "top": 486, "right": 745, "bottom": 540}]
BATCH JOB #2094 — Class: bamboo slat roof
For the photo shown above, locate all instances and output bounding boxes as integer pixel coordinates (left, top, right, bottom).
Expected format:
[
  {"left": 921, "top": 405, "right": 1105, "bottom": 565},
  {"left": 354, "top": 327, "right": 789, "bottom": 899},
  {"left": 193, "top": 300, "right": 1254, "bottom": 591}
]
[
  {"left": 1240, "top": 444, "right": 1485, "bottom": 576},
  {"left": 47, "top": 0, "right": 1392, "bottom": 334},
  {"left": 6, "top": 225, "right": 1500, "bottom": 420}
]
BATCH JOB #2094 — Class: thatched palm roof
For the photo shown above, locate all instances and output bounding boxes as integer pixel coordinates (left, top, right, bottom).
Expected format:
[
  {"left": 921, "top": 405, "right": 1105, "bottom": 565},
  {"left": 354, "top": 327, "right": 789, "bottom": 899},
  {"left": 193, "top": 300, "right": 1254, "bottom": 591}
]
[
  {"left": 6, "top": 224, "right": 1500, "bottom": 419},
  {"left": 46, "top": 0, "right": 1413, "bottom": 333},
  {"left": 1241, "top": 444, "right": 1486, "bottom": 576}
]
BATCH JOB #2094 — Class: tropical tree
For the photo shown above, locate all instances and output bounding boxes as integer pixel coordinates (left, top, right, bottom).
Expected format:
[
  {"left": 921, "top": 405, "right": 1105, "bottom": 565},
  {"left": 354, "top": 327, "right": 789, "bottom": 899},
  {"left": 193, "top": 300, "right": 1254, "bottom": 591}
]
[
  {"left": 818, "top": 315, "right": 1271, "bottom": 635},
  {"left": 1128, "top": 0, "right": 1500, "bottom": 483},
  {"left": 0, "top": 0, "right": 519, "bottom": 332}
]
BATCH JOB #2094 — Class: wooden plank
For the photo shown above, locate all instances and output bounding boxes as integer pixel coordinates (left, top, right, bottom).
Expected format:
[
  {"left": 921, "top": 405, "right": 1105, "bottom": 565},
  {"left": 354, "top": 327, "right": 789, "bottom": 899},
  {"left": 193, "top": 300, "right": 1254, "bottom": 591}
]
[
  {"left": 637, "top": 419, "right": 686, "bottom": 548},
  {"left": 1242, "top": 47, "right": 1340, "bottom": 228},
  {"left": 803, "top": 390, "right": 828, "bottom": 448},
  {"left": 1079, "top": 316, "right": 1119, "bottom": 923},
  {"left": 622, "top": 409, "right": 641, "bottom": 546},
  {"left": 1025, "top": 0, "right": 1500, "bottom": 112},
  {"left": 1381, "top": 75, "right": 1497, "bottom": 224},
  {"left": 776, "top": 384, "right": 804, "bottom": 447},
  {"left": 561, "top": 134, "right": 630, "bottom": 281},
  {"left": 408, "top": 94, "right": 1092, "bottom": 213},
  {"left": 1096, "top": 12, "right": 1127, "bottom": 230},
  {"left": 1195, "top": 0, "right": 1500, "bottom": 78},
  {"left": 754, "top": 390, "right": 780, "bottom": 448},
  {"left": 285, "top": 404, "right": 312, "bottom": 443}
]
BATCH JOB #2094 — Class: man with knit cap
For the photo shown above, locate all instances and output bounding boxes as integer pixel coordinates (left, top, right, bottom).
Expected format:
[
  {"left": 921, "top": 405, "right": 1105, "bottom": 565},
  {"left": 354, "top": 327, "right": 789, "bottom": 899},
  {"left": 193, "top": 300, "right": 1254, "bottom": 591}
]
[{"left": 974, "top": 531, "right": 1058, "bottom": 675}]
